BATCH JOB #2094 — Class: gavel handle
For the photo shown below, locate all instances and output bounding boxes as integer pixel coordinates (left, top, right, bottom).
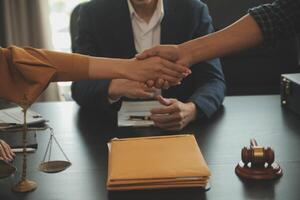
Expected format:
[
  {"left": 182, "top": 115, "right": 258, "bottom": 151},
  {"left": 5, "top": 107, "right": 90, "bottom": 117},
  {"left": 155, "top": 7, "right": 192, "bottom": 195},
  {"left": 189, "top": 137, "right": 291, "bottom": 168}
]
[{"left": 250, "top": 139, "right": 258, "bottom": 147}]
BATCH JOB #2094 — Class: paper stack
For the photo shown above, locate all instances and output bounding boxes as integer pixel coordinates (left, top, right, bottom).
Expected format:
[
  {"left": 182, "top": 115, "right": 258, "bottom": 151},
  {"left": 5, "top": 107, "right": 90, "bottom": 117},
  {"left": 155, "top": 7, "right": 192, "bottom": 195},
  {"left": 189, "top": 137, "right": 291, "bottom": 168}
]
[
  {"left": 0, "top": 107, "right": 46, "bottom": 131},
  {"left": 107, "top": 134, "right": 210, "bottom": 191}
]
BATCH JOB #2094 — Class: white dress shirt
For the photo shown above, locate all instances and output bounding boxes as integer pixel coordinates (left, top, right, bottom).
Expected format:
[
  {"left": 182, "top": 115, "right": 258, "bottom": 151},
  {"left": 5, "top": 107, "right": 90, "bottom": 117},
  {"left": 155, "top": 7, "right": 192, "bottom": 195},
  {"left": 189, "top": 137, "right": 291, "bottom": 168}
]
[
  {"left": 109, "top": 0, "right": 164, "bottom": 103},
  {"left": 127, "top": 0, "right": 164, "bottom": 53}
]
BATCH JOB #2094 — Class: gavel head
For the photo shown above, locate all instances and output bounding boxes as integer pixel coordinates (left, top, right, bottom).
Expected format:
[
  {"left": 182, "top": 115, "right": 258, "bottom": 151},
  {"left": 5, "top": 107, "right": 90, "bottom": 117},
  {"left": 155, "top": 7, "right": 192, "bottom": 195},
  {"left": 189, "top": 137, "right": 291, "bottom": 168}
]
[{"left": 241, "top": 146, "right": 274, "bottom": 166}]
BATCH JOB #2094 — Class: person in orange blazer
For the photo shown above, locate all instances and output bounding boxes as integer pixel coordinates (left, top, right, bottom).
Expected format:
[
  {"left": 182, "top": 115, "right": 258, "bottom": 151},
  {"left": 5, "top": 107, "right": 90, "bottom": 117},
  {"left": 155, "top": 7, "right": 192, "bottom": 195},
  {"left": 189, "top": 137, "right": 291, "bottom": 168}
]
[{"left": 0, "top": 46, "right": 189, "bottom": 106}]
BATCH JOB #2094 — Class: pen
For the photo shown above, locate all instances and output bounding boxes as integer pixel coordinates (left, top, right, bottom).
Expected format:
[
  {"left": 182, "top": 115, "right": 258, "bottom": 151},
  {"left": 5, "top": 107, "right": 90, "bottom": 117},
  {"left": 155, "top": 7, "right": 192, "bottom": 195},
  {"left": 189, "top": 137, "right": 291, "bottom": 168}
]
[
  {"left": 0, "top": 123, "right": 19, "bottom": 129},
  {"left": 12, "top": 148, "right": 36, "bottom": 153},
  {"left": 128, "top": 115, "right": 151, "bottom": 121},
  {"left": 0, "top": 123, "right": 18, "bottom": 126}
]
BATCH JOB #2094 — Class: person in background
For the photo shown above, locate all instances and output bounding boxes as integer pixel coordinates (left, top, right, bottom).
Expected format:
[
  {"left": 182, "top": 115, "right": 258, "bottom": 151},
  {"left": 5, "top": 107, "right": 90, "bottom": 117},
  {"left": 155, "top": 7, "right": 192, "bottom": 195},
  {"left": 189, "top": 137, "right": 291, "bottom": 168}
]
[
  {"left": 137, "top": 0, "right": 299, "bottom": 81},
  {"left": 71, "top": 0, "right": 226, "bottom": 131}
]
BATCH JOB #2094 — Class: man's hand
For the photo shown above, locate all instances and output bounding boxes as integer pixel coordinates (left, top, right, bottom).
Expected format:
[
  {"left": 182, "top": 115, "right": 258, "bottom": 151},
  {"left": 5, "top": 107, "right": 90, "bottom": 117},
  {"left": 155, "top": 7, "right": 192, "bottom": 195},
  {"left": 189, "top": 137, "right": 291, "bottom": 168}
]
[
  {"left": 0, "top": 140, "right": 15, "bottom": 162},
  {"left": 150, "top": 96, "right": 197, "bottom": 131},
  {"left": 136, "top": 45, "right": 192, "bottom": 88},
  {"left": 108, "top": 79, "right": 157, "bottom": 101},
  {"left": 123, "top": 57, "right": 191, "bottom": 86}
]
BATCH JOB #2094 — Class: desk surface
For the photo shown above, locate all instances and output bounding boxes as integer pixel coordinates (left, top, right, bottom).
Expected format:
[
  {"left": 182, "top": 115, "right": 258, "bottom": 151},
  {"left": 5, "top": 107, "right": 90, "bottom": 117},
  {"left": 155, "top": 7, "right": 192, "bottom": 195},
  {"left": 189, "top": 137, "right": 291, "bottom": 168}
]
[{"left": 1, "top": 95, "right": 300, "bottom": 200}]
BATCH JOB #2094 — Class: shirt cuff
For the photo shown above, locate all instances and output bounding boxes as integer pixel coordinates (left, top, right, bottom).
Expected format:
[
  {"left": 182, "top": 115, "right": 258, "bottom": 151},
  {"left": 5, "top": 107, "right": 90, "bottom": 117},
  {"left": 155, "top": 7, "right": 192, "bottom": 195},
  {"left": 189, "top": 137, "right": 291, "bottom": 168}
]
[
  {"left": 108, "top": 97, "right": 121, "bottom": 104},
  {"left": 187, "top": 100, "right": 206, "bottom": 121}
]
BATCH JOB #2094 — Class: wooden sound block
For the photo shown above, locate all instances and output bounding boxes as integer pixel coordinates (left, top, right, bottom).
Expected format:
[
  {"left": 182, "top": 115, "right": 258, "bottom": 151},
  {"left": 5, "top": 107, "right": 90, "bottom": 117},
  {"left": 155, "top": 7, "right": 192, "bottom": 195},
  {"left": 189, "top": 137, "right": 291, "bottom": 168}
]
[{"left": 235, "top": 161, "right": 283, "bottom": 180}]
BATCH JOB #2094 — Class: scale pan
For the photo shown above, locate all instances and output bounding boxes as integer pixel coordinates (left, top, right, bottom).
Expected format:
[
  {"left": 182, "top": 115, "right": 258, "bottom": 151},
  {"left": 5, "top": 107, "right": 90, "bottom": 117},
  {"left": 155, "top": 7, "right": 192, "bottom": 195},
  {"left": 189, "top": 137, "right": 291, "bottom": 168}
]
[
  {"left": 0, "top": 160, "right": 16, "bottom": 179},
  {"left": 39, "top": 160, "right": 71, "bottom": 173}
]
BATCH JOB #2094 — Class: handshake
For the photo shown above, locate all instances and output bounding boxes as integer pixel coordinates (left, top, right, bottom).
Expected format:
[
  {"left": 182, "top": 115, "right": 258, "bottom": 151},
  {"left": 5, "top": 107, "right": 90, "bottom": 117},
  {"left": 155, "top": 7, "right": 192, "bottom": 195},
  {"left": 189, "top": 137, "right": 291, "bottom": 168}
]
[
  {"left": 124, "top": 44, "right": 192, "bottom": 89},
  {"left": 108, "top": 45, "right": 197, "bottom": 132}
]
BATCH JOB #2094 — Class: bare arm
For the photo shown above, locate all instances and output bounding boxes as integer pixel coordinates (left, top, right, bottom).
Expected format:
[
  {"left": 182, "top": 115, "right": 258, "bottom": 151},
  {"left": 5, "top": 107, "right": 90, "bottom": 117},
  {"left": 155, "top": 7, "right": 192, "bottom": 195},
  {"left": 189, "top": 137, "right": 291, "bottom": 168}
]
[
  {"left": 137, "top": 14, "right": 263, "bottom": 66},
  {"left": 180, "top": 14, "right": 263, "bottom": 65},
  {"left": 88, "top": 56, "right": 188, "bottom": 83}
]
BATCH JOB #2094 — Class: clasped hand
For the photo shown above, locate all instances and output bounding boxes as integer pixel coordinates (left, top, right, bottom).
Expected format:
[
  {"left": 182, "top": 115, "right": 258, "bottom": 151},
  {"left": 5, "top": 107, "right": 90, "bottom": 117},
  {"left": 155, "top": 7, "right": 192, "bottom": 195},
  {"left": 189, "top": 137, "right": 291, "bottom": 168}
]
[
  {"left": 135, "top": 45, "right": 190, "bottom": 89},
  {"left": 150, "top": 96, "right": 197, "bottom": 131}
]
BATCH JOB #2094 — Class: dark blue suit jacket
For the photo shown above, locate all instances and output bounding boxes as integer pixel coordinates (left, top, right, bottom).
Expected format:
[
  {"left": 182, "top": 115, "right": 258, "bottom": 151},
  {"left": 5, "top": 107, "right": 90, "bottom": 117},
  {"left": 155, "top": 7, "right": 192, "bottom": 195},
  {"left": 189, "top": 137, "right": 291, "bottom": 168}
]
[{"left": 71, "top": 0, "right": 226, "bottom": 119}]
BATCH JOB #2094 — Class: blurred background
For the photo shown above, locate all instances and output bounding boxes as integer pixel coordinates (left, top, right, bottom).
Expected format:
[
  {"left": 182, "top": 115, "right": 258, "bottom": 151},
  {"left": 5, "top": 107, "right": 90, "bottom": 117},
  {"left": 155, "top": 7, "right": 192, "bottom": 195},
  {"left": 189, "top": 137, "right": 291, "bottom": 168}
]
[{"left": 0, "top": 0, "right": 89, "bottom": 102}]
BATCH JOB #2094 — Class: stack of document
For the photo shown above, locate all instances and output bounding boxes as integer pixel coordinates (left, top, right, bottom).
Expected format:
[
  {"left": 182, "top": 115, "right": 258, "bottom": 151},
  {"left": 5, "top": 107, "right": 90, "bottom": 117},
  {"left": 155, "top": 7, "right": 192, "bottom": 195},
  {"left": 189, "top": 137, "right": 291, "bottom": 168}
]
[
  {"left": 0, "top": 107, "right": 46, "bottom": 131},
  {"left": 107, "top": 134, "right": 211, "bottom": 191}
]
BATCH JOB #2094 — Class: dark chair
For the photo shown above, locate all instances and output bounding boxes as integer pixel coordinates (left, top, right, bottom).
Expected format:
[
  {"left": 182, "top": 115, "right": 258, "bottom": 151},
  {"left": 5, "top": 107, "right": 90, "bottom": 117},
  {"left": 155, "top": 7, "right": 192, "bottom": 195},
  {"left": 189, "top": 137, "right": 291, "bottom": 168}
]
[
  {"left": 297, "top": 36, "right": 300, "bottom": 65},
  {"left": 203, "top": 0, "right": 300, "bottom": 95},
  {"left": 70, "top": 4, "right": 82, "bottom": 53}
]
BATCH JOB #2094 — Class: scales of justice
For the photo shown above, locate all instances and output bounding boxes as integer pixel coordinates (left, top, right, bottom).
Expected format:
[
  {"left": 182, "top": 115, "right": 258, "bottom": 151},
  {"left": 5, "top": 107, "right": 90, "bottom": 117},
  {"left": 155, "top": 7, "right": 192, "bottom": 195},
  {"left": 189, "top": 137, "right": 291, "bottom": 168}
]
[{"left": 1, "top": 95, "right": 72, "bottom": 193}]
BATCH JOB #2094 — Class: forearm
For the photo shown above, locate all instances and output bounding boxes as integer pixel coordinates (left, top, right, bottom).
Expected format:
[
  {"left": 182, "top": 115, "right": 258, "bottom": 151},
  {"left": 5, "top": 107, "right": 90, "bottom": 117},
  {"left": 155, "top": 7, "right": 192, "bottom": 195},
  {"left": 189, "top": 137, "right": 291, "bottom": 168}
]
[
  {"left": 0, "top": 46, "right": 128, "bottom": 105},
  {"left": 10, "top": 46, "right": 129, "bottom": 82},
  {"left": 88, "top": 57, "right": 129, "bottom": 80},
  {"left": 47, "top": 51, "right": 128, "bottom": 81},
  {"left": 179, "top": 14, "right": 263, "bottom": 65}
]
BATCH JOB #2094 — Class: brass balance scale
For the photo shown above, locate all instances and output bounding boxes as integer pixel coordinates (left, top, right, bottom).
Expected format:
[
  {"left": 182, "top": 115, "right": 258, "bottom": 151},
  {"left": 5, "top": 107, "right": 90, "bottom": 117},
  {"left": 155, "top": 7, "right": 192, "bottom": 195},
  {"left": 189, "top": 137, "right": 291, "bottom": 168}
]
[{"left": 0, "top": 96, "right": 71, "bottom": 193}]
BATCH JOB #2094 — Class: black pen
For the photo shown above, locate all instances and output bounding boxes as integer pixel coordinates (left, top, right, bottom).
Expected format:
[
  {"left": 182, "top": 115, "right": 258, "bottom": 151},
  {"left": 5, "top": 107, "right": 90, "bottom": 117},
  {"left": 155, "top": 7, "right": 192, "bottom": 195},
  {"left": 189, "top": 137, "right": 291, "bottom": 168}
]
[
  {"left": 128, "top": 115, "right": 151, "bottom": 121},
  {"left": 0, "top": 123, "right": 18, "bottom": 127}
]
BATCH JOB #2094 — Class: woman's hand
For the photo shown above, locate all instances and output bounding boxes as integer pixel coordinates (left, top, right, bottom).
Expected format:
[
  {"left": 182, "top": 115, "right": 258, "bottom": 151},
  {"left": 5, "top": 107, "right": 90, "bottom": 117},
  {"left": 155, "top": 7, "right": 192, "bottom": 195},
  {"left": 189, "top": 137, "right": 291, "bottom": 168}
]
[
  {"left": 0, "top": 140, "right": 15, "bottom": 162},
  {"left": 135, "top": 46, "right": 192, "bottom": 88},
  {"left": 136, "top": 45, "right": 191, "bottom": 66},
  {"left": 123, "top": 57, "right": 191, "bottom": 86}
]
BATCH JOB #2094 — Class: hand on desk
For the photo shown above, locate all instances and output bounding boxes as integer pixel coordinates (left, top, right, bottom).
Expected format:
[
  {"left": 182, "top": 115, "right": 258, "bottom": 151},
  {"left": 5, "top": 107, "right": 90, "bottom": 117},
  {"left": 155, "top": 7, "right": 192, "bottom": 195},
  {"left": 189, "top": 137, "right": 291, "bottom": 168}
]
[
  {"left": 150, "top": 96, "right": 197, "bottom": 131},
  {"left": 108, "top": 79, "right": 157, "bottom": 101},
  {"left": 0, "top": 140, "right": 15, "bottom": 162}
]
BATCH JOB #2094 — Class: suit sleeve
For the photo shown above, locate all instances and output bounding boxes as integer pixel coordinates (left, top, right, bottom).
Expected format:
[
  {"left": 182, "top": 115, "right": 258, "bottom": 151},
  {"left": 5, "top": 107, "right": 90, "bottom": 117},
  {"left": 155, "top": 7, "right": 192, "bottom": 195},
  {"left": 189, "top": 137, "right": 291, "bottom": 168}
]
[
  {"left": 71, "top": 4, "right": 121, "bottom": 111},
  {"left": 187, "top": 3, "right": 226, "bottom": 119}
]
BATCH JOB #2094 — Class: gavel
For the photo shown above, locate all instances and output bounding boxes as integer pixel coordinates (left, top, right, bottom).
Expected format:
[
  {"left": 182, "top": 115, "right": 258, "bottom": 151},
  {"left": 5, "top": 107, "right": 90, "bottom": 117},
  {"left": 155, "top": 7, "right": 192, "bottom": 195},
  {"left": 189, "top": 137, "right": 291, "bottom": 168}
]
[
  {"left": 235, "top": 139, "right": 283, "bottom": 180},
  {"left": 241, "top": 139, "right": 274, "bottom": 167}
]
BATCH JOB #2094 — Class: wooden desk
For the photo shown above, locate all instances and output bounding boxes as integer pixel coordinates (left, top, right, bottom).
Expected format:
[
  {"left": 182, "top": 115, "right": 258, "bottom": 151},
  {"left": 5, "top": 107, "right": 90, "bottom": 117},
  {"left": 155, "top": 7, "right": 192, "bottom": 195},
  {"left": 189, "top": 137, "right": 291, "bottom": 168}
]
[{"left": 1, "top": 95, "right": 300, "bottom": 200}]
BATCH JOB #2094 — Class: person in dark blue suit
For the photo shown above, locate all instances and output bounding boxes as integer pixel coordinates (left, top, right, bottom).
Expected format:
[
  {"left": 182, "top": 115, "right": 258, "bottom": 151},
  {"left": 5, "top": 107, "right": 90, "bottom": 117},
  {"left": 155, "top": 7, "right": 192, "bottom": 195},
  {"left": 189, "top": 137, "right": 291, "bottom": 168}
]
[{"left": 71, "top": 0, "right": 226, "bottom": 131}]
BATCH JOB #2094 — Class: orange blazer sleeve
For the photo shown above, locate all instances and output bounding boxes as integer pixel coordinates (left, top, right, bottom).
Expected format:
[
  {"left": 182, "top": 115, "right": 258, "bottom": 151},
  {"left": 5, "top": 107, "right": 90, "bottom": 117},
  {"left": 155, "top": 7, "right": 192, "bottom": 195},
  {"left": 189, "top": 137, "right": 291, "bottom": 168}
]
[{"left": 0, "top": 46, "right": 90, "bottom": 106}]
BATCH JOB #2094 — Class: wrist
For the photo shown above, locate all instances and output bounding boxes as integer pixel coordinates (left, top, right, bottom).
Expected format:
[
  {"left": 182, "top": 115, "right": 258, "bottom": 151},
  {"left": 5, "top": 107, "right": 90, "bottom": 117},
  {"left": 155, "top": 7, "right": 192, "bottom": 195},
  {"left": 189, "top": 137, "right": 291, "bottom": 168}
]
[
  {"left": 178, "top": 43, "right": 193, "bottom": 66},
  {"left": 119, "top": 59, "right": 136, "bottom": 80},
  {"left": 185, "top": 102, "right": 197, "bottom": 122}
]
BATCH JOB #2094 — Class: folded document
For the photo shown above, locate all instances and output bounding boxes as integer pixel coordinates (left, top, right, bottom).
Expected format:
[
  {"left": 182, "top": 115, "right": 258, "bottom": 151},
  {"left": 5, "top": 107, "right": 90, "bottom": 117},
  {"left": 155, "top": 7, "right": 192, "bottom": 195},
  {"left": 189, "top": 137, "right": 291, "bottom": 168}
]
[
  {"left": 0, "top": 107, "right": 46, "bottom": 131},
  {"left": 107, "top": 134, "right": 211, "bottom": 191}
]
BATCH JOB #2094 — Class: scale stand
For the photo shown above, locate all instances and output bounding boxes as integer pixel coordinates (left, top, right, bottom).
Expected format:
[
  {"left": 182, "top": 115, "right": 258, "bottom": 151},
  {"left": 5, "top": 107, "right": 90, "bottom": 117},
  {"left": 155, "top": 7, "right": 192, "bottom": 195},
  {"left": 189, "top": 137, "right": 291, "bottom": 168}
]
[
  {"left": 39, "top": 126, "right": 71, "bottom": 173},
  {"left": 12, "top": 101, "right": 38, "bottom": 193},
  {"left": 12, "top": 95, "right": 71, "bottom": 193}
]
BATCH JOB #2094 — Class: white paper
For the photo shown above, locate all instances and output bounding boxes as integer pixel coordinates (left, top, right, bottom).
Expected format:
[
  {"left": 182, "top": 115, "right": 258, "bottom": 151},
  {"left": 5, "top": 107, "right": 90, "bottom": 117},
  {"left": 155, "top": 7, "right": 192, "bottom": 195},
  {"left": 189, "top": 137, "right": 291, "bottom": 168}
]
[
  {"left": 0, "top": 107, "right": 45, "bottom": 127},
  {"left": 118, "top": 101, "right": 162, "bottom": 127}
]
